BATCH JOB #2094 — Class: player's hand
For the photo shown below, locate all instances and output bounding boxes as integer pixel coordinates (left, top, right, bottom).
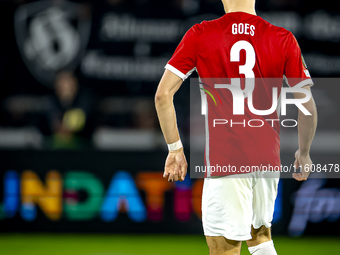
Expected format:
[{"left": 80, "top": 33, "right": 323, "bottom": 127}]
[
  {"left": 163, "top": 148, "right": 187, "bottom": 182},
  {"left": 292, "top": 149, "right": 312, "bottom": 181}
]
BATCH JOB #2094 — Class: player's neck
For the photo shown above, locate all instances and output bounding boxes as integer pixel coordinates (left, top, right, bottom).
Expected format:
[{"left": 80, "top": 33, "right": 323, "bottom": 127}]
[
  {"left": 223, "top": 0, "right": 256, "bottom": 16},
  {"left": 226, "top": 9, "right": 256, "bottom": 16}
]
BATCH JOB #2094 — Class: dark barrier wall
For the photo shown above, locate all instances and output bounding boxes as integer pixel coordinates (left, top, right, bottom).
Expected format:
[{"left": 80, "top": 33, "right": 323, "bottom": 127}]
[
  {"left": 1, "top": 150, "right": 339, "bottom": 236},
  {"left": 0, "top": 150, "right": 202, "bottom": 234}
]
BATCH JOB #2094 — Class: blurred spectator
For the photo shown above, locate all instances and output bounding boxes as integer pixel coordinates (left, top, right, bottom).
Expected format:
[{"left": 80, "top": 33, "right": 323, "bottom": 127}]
[{"left": 48, "top": 70, "right": 93, "bottom": 149}]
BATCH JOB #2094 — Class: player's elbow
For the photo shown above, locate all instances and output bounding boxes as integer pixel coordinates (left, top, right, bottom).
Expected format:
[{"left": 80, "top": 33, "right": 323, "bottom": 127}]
[{"left": 155, "top": 90, "right": 172, "bottom": 106}]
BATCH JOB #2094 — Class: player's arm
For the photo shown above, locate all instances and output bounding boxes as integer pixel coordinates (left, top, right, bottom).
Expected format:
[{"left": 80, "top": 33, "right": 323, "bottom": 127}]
[
  {"left": 155, "top": 69, "right": 187, "bottom": 182},
  {"left": 292, "top": 85, "right": 317, "bottom": 181}
]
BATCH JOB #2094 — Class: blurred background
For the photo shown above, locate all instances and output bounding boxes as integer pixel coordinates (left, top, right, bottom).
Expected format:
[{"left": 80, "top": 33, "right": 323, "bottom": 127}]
[{"left": 0, "top": 0, "right": 339, "bottom": 254}]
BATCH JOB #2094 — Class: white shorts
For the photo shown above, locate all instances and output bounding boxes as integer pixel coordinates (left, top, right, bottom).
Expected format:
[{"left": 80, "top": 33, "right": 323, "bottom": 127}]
[{"left": 202, "top": 171, "right": 280, "bottom": 241}]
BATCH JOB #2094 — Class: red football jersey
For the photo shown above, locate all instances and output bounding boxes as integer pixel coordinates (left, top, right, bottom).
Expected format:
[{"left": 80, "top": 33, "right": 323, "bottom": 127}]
[{"left": 166, "top": 12, "right": 313, "bottom": 176}]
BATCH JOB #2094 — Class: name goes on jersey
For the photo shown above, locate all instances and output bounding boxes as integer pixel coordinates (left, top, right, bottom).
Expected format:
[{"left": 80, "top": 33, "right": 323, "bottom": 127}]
[{"left": 232, "top": 23, "right": 255, "bottom": 36}]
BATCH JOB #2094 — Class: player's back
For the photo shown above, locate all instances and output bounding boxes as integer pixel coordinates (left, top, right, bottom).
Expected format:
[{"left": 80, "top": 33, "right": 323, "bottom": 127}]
[{"left": 166, "top": 11, "right": 312, "bottom": 176}]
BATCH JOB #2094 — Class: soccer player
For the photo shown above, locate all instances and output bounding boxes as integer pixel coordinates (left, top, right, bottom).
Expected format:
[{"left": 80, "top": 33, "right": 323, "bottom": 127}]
[{"left": 155, "top": 0, "right": 317, "bottom": 254}]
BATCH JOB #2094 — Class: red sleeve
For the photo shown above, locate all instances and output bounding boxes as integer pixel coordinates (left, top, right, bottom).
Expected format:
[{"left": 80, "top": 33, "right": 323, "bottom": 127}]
[
  {"left": 283, "top": 32, "right": 313, "bottom": 88},
  {"left": 165, "top": 26, "right": 197, "bottom": 80}
]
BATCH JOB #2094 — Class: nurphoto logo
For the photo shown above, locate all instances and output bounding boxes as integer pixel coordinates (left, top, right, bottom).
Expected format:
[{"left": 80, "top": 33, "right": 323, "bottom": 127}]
[
  {"left": 199, "top": 78, "right": 312, "bottom": 128},
  {"left": 200, "top": 79, "right": 311, "bottom": 116}
]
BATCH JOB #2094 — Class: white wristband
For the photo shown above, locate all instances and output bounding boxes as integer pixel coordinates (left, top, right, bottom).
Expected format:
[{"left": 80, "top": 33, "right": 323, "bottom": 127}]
[{"left": 167, "top": 139, "right": 183, "bottom": 151}]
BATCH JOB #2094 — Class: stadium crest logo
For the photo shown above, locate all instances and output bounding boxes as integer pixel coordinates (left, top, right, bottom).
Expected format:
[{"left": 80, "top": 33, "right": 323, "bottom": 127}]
[{"left": 14, "top": 1, "right": 91, "bottom": 87}]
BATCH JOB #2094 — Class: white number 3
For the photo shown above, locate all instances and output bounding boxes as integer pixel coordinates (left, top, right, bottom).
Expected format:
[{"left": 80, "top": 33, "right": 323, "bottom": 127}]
[{"left": 230, "top": 40, "right": 256, "bottom": 96}]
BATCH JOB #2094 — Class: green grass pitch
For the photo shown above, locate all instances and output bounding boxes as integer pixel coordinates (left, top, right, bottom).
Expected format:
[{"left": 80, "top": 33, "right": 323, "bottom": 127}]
[{"left": 0, "top": 234, "right": 339, "bottom": 255}]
